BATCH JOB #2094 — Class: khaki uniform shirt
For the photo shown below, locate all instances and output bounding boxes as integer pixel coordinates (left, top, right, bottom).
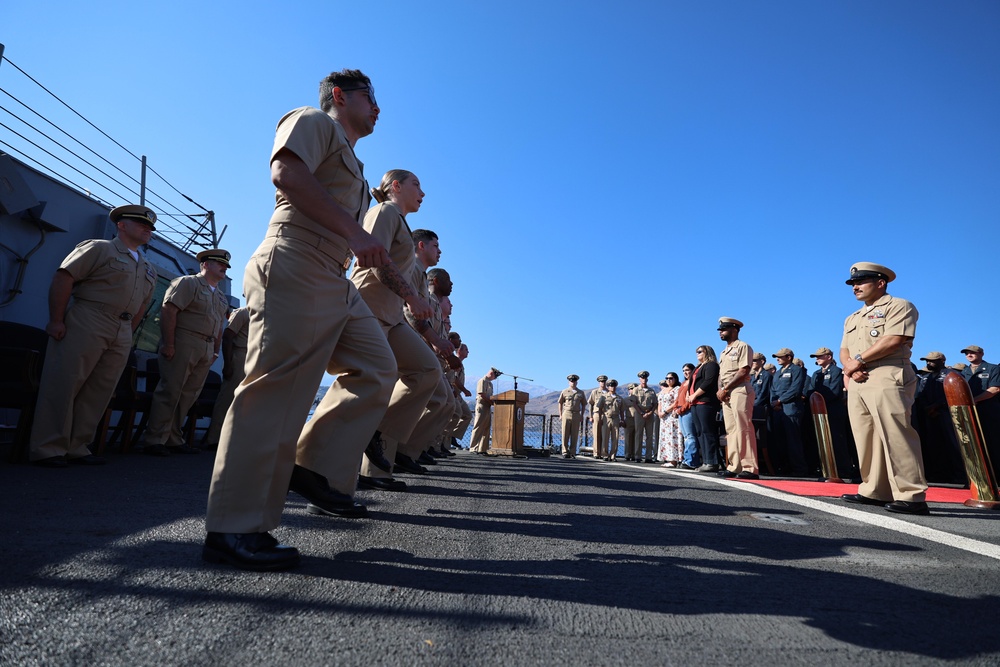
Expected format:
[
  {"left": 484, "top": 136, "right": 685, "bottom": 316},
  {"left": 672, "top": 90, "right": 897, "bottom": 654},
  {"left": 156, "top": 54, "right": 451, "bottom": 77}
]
[
  {"left": 164, "top": 274, "right": 229, "bottom": 340},
  {"left": 841, "top": 294, "right": 918, "bottom": 361},
  {"left": 62, "top": 236, "right": 156, "bottom": 318},
  {"left": 269, "top": 107, "right": 370, "bottom": 266},
  {"left": 589, "top": 388, "right": 606, "bottom": 419},
  {"left": 623, "top": 388, "right": 640, "bottom": 417},
  {"left": 719, "top": 339, "right": 754, "bottom": 388},
  {"left": 350, "top": 201, "right": 414, "bottom": 326},
  {"left": 227, "top": 307, "right": 250, "bottom": 349},
  {"left": 476, "top": 376, "right": 493, "bottom": 409},
  {"left": 604, "top": 391, "right": 623, "bottom": 423},
  {"left": 559, "top": 387, "right": 586, "bottom": 417},
  {"left": 634, "top": 386, "right": 657, "bottom": 415}
]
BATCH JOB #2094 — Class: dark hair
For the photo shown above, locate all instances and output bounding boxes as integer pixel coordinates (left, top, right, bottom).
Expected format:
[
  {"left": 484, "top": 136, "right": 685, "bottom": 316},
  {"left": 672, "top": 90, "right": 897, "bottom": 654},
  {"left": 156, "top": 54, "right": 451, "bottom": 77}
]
[
  {"left": 427, "top": 268, "right": 449, "bottom": 282},
  {"left": 411, "top": 229, "right": 438, "bottom": 245},
  {"left": 319, "top": 69, "right": 371, "bottom": 112},
  {"left": 682, "top": 363, "right": 695, "bottom": 371},
  {"left": 448, "top": 331, "right": 461, "bottom": 342}
]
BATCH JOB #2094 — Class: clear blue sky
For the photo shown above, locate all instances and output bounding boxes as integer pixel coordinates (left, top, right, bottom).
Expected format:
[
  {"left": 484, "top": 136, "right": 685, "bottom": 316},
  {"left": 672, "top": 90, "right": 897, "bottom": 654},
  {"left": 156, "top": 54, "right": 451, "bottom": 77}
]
[{"left": 2, "top": 1, "right": 998, "bottom": 395}]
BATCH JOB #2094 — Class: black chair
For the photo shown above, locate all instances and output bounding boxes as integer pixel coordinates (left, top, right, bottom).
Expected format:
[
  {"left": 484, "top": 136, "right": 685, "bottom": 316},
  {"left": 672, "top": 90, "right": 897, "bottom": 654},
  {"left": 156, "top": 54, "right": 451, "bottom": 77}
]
[
  {"left": 0, "top": 322, "right": 49, "bottom": 463},
  {"left": 93, "top": 352, "right": 141, "bottom": 455}
]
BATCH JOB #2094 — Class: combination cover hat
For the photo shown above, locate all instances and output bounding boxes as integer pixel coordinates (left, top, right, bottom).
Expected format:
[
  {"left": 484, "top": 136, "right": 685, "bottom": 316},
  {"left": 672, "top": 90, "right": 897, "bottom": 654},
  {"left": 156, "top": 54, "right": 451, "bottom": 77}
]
[
  {"left": 197, "top": 248, "right": 232, "bottom": 267},
  {"left": 567, "top": 374, "right": 580, "bottom": 381},
  {"left": 110, "top": 204, "right": 156, "bottom": 229},
  {"left": 846, "top": 262, "right": 896, "bottom": 285},
  {"left": 717, "top": 317, "right": 743, "bottom": 330}
]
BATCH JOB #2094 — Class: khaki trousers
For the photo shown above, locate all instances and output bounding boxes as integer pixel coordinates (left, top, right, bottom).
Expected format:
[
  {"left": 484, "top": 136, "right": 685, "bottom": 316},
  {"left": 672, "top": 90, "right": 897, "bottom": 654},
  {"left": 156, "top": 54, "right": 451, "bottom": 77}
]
[
  {"left": 561, "top": 412, "right": 582, "bottom": 455},
  {"left": 722, "top": 385, "right": 758, "bottom": 474},
  {"left": 469, "top": 401, "right": 492, "bottom": 453},
  {"left": 849, "top": 362, "right": 927, "bottom": 502},
  {"left": 399, "top": 372, "right": 453, "bottom": 458},
  {"left": 144, "top": 329, "right": 215, "bottom": 447},
  {"left": 205, "top": 347, "right": 247, "bottom": 446},
  {"left": 30, "top": 304, "right": 132, "bottom": 460},
  {"left": 634, "top": 414, "right": 655, "bottom": 460},
  {"left": 593, "top": 415, "right": 608, "bottom": 457},
  {"left": 448, "top": 396, "right": 473, "bottom": 441},
  {"left": 602, "top": 416, "right": 619, "bottom": 458},
  {"left": 359, "top": 323, "right": 439, "bottom": 479},
  {"left": 205, "top": 236, "right": 395, "bottom": 534}
]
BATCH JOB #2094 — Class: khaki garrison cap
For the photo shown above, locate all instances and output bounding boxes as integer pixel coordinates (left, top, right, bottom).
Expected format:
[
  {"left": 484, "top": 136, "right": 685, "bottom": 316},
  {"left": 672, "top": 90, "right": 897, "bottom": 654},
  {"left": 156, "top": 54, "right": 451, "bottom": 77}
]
[
  {"left": 197, "top": 248, "right": 232, "bottom": 268},
  {"left": 717, "top": 317, "right": 743, "bottom": 330},
  {"left": 809, "top": 347, "right": 833, "bottom": 357},
  {"left": 110, "top": 204, "right": 156, "bottom": 229},
  {"left": 846, "top": 262, "right": 896, "bottom": 285},
  {"left": 920, "top": 352, "right": 946, "bottom": 362},
  {"left": 961, "top": 345, "right": 984, "bottom": 355},
  {"left": 772, "top": 348, "right": 794, "bottom": 358}
]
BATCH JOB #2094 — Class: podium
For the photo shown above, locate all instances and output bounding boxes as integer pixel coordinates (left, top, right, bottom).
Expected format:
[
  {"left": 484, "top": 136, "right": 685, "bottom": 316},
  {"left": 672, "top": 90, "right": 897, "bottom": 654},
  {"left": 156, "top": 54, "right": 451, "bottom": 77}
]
[{"left": 490, "top": 390, "right": 529, "bottom": 455}]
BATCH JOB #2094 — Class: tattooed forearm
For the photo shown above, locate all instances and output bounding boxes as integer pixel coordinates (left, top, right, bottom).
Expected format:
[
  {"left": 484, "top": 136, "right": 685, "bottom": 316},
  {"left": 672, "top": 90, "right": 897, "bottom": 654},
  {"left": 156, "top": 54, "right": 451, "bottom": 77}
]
[
  {"left": 374, "top": 263, "right": 417, "bottom": 301},
  {"left": 403, "top": 308, "right": 431, "bottom": 333}
]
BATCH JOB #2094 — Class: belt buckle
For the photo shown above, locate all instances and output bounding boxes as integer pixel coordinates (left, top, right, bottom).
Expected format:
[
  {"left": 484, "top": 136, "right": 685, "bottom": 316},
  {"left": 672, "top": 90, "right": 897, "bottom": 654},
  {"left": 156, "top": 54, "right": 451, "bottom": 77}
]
[{"left": 120, "top": 312, "right": 133, "bottom": 321}]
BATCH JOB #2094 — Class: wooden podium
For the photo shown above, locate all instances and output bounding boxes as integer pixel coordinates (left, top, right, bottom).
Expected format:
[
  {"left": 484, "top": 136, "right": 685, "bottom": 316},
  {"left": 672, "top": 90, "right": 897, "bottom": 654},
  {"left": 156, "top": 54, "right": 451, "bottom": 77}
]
[{"left": 490, "top": 390, "right": 529, "bottom": 455}]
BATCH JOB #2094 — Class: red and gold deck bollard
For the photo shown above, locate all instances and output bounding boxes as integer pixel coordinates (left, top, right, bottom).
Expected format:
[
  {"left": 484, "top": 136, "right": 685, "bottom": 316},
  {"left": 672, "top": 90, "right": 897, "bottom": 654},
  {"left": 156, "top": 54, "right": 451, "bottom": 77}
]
[
  {"left": 944, "top": 372, "right": 1000, "bottom": 509},
  {"left": 809, "top": 393, "right": 844, "bottom": 483}
]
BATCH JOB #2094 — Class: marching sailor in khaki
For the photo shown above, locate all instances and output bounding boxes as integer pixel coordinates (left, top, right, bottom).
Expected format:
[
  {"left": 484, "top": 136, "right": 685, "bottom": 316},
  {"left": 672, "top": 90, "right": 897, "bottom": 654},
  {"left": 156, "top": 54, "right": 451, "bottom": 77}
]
[
  {"left": 603, "top": 379, "right": 624, "bottom": 460},
  {"left": 446, "top": 334, "right": 474, "bottom": 446},
  {"left": 470, "top": 367, "right": 501, "bottom": 454},
  {"left": 559, "top": 374, "right": 586, "bottom": 458},
  {"left": 839, "top": 262, "right": 929, "bottom": 516},
  {"left": 394, "top": 234, "right": 458, "bottom": 471},
  {"left": 634, "top": 371, "right": 658, "bottom": 462},
  {"left": 204, "top": 306, "right": 250, "bottom": 448},
  {"left": 29, "top": 204, "right": 157, "bottom": 467},
  {"left": 204, "top": 69, "right": 398, "bottom": 571},
  {"left": 715, "top": 317, "right": 759, "bottom": 479},
  {"left": 352, "top": 171, "right": 438, "bottom": 490},
  {"left": 142, "top": 248, "right": 230, "bottom": 456},
  {"left": 589, "top": 376, "right": 609, "bottom": 458}
]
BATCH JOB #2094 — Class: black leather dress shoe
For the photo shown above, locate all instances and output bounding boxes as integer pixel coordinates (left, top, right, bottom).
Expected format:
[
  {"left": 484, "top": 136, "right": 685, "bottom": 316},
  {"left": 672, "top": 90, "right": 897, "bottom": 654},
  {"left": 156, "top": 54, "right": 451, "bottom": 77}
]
[
  {"left": 450, "top": 437, "right": 461, "bottom": 449},
  {"left": 69, "top": 454, "right": 107, "bottom": 466},
  {"left": 32, "top": 456, "right": 68, "bottom": 468},
  {"left": 718, "top": 469, "right": 737, "bottom": 478},
  {"left": 143, "top": 444, "right": 171, "bottom": 457},
  {"left": 394, "top": 453, "right": 428, "bottom": 475},
  {"left": 440, "top": 447, "right": 456, "bottom": 457},
  {"left": 202, "top": 532, "right": 300, "bottom": 571},
  {"left": 363, "top": 431, "right": 392, "bottom": 473},
  {"left": 885, "top": 500, "right": 930, "bottom": 515},
  {"left": 417, "top": 451, "right": 438, "bottom": 466},
  {"left": 167, "top": 444, "right": 200, "bottom": 455},
  {"left": 841, "top": 493, "right": 886, "bottom": 506},
  {"left": 736, "top": 471, "right": 760, "bottom": 480},
  {"left": 288, "top": 465, "right": 368, "bottom": 518},
  {"left": 358, "top": 475, "right": 407, "bottom": 492}
]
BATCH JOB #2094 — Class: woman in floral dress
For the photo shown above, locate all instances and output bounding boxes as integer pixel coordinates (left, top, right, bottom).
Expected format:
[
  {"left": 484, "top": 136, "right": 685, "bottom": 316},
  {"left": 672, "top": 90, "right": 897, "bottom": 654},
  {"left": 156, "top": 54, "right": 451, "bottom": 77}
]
[{"left": 657, "top": 373, "right": 684, "bottom": 466}]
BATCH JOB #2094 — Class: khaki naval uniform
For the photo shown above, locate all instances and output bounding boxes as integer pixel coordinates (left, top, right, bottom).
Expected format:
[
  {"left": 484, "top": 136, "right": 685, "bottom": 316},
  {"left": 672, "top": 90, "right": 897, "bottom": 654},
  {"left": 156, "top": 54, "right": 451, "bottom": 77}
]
[
  {"left": 206, "top": 107, "right": 396, "bottom": 534},
  {"left": 633, "top": 385, "right": 658, "bottom": 460},
  {"left": 448, "top": 361, "right": 474, "bottom": 441},
  {"left": 603, "top": 390, "right": 624, "bottom": 459},
  {"left": 622, "top": 388, "right": 639, "bottom": 459},
  {"left": 144, "top": 274, "right": 229, "bottom": 447},
  {"left": 30, "top": 237, "right": 156, "bottom": 461},
  {"left": 205, "top": 307, "right": 250, "bottom": 446},
  {"left": 558, "top": 387, "right": 586, "bottom": 456},
  {"left": 719, "top": 339, "right": 758, "bottom": 474},
  {"left": 589, "top": 388, "right": 608, "bottom": 457},
  {"left": 353, "top": 202, "right": 439, "bottom": 478},
  {"left": 469, "top": 375, "right": 494, "bottom": 453},
  {"left": 842, "top": 294, "right": 927, "bottom": 502},
  {"left": 397, "top": 264, "right": 455, "bottom": 459}
]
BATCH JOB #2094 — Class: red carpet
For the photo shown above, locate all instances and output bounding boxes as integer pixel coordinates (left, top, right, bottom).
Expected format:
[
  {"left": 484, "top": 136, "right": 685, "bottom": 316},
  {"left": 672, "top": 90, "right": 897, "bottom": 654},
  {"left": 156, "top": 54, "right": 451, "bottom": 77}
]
[{"left": 739, "top": 479, "right": 973, "bottom": 504}]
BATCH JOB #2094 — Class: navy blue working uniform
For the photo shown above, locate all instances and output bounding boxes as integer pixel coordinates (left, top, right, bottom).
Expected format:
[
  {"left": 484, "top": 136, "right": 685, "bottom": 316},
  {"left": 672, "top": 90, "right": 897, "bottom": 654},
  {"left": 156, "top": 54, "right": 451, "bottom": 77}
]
[{"left": 770, "top": 363, "right": 808, "bottom": 476}]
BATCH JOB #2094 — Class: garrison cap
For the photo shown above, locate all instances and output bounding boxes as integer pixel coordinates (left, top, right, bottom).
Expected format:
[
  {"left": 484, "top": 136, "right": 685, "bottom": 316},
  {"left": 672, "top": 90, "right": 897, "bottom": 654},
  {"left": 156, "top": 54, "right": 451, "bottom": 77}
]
[
  {"left": 637, "top": 370, "right": 650, "bottom": 379},
  {"left": 772, "top": 348, "right": 794, "bottom": 359},
  {"left": 809, "top": 347, "right": 833, "bottom": 357},
  {"left": 717, "top": 317, "right": 743, "bottom": 330},
  {"left": 752, "top": 352, "right": 766, "bottom": 361},
  {"left": 197, "top": 248, "right": 232, "bottom": 268},
  {"left": 846, "top": 262, "right": 895, "bottom": 285},
  {"left": 607, "top": 379, "right": 618, "bottom": 387},
  {"left": 961, "top": 345, "right": 984, "bottom": 355},
  {"left": 110, "top": 204, "right": 156, "bottom": 229},
  {"left": 597, "top": 375, "right": 608, "bottom": 382},
  {"left": 920, "top": 351, "right": 946, "bottom": 362},
  {"left": 567, "top": 374, "right": 580, "bottom": 382}
]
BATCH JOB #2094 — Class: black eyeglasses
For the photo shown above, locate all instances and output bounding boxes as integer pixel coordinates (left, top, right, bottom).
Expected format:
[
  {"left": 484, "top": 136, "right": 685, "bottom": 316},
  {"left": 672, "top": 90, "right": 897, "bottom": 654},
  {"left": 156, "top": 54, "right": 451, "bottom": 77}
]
[{"left": 339, "top": 84, "right": 377, "bottom": 107}]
